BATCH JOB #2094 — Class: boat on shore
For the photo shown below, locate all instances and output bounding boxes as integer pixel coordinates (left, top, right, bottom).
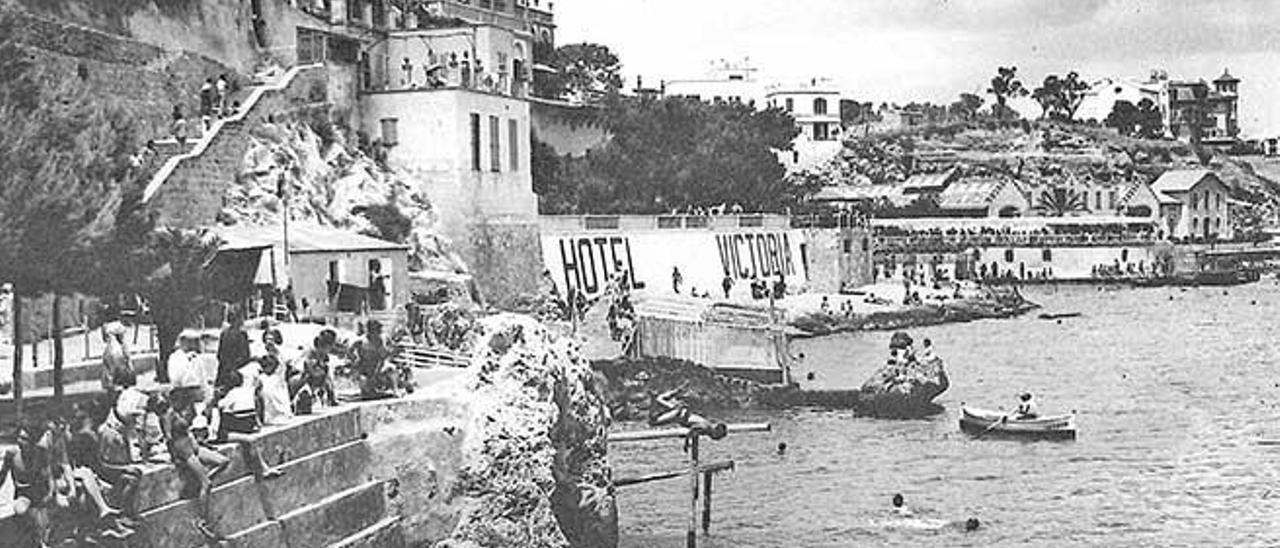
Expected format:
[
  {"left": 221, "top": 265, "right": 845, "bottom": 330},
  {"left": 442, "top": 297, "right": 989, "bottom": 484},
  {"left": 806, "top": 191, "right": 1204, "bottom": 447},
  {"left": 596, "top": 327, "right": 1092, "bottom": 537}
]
[{"left": 959, "top": 406, "right": 1076, "bottom": 440}]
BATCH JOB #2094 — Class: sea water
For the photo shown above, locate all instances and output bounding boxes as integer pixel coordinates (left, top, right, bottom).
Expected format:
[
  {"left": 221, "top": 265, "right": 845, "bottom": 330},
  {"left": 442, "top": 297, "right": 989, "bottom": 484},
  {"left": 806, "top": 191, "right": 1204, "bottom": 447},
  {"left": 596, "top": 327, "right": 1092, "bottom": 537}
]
[{"left": 614, "top": 282, "right": 1280, "bottom": 547}]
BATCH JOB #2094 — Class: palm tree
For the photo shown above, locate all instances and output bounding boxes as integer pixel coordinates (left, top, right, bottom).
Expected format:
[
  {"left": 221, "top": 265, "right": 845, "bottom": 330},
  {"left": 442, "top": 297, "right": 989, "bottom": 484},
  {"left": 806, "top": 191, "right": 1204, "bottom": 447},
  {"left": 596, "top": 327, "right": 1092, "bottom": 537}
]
[{"left": 1035, "top": 188, "right": 1088, "bottom": 216}]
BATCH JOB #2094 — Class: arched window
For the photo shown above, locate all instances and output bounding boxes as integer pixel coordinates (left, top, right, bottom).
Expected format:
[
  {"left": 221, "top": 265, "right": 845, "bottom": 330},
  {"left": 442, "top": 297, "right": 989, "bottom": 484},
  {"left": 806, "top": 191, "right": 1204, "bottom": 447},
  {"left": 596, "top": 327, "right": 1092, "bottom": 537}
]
[{"left": 813, "top": 98, "right": 828, "bottom": 115}]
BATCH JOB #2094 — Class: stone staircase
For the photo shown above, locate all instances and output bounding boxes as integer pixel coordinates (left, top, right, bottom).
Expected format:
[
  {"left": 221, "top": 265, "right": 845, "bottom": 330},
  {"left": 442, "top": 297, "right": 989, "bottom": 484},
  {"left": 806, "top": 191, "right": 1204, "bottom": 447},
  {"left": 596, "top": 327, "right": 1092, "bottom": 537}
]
[
  {"left": 126, "top": 407, "right": 405, "bottom": 548},
  {"left": 142, "top": 63, "right": 328, "bottom": 228}
]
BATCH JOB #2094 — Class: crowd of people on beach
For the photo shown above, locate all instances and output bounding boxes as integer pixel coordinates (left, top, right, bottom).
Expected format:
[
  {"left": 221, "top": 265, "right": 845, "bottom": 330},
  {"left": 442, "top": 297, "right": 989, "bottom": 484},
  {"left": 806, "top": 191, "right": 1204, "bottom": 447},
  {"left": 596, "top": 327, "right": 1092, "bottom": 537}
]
[{"left": 2, "top": 304, "right": 415, "bottom": 546}]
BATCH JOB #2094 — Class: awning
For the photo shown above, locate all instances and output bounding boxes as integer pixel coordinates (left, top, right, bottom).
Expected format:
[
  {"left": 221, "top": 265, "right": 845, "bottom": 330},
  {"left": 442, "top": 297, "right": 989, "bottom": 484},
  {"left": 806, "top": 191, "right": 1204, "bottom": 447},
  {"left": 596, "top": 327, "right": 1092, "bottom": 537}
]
[{"left": 205, "top": 246, "right": 274, "bottom": 302}]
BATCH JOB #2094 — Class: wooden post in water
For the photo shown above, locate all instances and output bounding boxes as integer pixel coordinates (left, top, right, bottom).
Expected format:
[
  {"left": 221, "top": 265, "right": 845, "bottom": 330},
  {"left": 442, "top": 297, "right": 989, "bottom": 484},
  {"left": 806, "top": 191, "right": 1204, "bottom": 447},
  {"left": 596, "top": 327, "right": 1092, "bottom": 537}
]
[
  {"left": 686, "top": 433, "right": 700, "bottom": 548},
  {"left": 701, "top": 470, "right": 714, "bottom": 534}
]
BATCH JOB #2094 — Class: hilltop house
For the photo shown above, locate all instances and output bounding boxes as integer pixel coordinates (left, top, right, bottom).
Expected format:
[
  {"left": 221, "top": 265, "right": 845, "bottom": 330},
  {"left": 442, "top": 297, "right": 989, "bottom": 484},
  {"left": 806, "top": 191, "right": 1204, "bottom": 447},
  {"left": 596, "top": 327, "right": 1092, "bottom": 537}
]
[
  {"left": 1167, "top": 70, "right": 1241, "bottom": 145},
  {"left": 1151, "top": 169, "right": 1233, "bottom": 240},
  {"left": 765, "top": 78, "right": 844, "bottom": 172}
]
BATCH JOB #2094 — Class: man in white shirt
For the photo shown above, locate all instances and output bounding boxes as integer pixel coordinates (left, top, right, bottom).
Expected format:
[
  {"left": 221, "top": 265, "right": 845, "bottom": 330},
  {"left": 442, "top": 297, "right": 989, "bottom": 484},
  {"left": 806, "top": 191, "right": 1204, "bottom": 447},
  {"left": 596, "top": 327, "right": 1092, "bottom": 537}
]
[{"left": 168, "top": 332, "right": 208, "bottom": 405}]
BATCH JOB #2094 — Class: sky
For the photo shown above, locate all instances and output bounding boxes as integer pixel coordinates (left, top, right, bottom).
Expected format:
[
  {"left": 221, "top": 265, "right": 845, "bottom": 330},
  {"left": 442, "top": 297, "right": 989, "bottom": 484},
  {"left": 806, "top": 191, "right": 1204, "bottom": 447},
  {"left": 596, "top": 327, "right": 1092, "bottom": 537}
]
[{"left": 551, "top": 0, "right": 1280, "bottom": 136}]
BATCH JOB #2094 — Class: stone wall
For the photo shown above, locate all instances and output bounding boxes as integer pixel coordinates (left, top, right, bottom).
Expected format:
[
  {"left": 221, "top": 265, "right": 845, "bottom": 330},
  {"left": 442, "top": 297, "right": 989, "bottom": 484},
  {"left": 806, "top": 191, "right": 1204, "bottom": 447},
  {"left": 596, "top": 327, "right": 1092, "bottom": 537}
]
[
  {"left": 152, "top": 66, "right": 330, "bottom": 228},
  {"left": 801, "top": 227, "right": 875, "bottom": 293},
  {"left": 0, "top": 5, "right": 237, "bottom": 141}
]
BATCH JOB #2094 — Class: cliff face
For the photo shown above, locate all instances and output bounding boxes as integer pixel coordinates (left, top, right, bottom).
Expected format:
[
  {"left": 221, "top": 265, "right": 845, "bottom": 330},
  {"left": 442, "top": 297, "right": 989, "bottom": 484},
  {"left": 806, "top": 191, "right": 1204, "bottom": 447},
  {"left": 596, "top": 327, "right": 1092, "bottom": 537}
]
[
  {"left": 222, "top": 118, "right": 467, "bottom": 274},
  {"left": 439, "top": 314, "right": 617, "bottom": 548}
]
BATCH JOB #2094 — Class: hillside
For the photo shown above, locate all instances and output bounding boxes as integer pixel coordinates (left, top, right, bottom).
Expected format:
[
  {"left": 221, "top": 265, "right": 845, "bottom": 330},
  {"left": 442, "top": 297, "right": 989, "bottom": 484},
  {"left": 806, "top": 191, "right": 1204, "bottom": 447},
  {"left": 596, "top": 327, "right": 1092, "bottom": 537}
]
[{"left": 822, "top": 120, "right": 1280, "bottom": 230}]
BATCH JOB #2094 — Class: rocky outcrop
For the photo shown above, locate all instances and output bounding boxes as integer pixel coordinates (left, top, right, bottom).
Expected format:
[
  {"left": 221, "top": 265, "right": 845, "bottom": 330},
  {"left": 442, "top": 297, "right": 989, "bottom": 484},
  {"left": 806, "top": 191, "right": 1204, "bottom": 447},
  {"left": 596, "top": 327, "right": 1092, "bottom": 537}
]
[
  {"left": 437, "top": 314, "right": 617, "bottom": 548},
  {"left": 854, "top": 354, "right": 949, "bottom": 419},
  {"left": 791, "top": 294, "right": 1038, "bottom": 337},
  {"left": 221, "top": 119, "right": 467, "bottom": 273}
]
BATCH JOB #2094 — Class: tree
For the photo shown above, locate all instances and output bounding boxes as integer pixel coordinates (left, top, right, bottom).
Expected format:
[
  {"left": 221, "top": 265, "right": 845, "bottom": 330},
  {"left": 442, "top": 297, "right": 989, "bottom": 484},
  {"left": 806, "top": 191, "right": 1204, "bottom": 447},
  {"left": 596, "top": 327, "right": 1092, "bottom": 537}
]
[
  {"left": 1034, "top": 188, "right": 1089, "bottom": 216},
  {"left": 536, "top": 43, "right": 623, "bottom": 102},
  {"left": 534, "top": 96, "right": 799, "bottom": 214},
  {"left": 948, "top": 93, "right": 984, "bottom": 121},
  {"left": 0, "top": 40, "right": 142, "bottom": 407},
  {"left": 987, "top": 66, "right": 1028, "bottom": 120},
  {"left": 1105, "top": 100, "right": 1140, "bottom": 136},
  {"left": 135, "top": 229, "right": 221, "bottom": 370},
  {"left": 1106, "top": 98, "right": 1164, "bottom": 139},
  {"left": 1032, "top": 72, "right": 1090, "bottom": 121},
  {"left": 355, "top": 203, "right": 414, "bottom": 243}
]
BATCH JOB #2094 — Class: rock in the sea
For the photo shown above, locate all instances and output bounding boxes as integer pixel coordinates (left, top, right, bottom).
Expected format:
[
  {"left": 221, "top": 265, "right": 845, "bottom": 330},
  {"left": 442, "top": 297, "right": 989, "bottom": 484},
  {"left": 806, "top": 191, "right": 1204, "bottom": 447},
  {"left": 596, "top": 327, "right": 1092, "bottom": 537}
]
[{"left": 855, "top": 354, "right": 949, "bottom": 418}]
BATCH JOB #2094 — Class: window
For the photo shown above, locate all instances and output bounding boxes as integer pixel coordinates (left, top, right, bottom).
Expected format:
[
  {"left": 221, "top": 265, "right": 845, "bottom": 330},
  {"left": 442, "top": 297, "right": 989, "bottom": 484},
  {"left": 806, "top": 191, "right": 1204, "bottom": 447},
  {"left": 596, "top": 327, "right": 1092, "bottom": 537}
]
[
  {"left": 508, "top": 119, "right": 519, "bottom": 171},
  {"left": 785, "top": 98, "right": 794, "bottom": 112},
  {"left": 1108, "top": 191, "right": 1116, "bottom": 210},
  {"left": 814, "top": 123, "right": 830, "bottom": 141},
  {"left": 379, "top": 118, "right": 398, "bottom": 146},
  {"left": 1216, "top": 193, "right": 1222, "bottom": 210},
  {"left": 1042, "top": 249, "right": 1052, "bottom": 262},
  {"left": 1095, "top": 191, "right": 1103, "bottom": 210},
  {"left": 470, "top": 113, "right": 481, "bottom": 171},
  {"left": 1191, "top": 193, "right": 1198, "bottom": 210},
  {"left": 489, "top": 115, "right": 501, "bottom": 172},
  {"left": 814, "top": 98, "right": 828, "bottom": 115},
  {"left": 862, "top": 238, "right": 869, "bottom": 252},
  {"left": 843, "top": 239, "right": 852, "bottom": 253}
]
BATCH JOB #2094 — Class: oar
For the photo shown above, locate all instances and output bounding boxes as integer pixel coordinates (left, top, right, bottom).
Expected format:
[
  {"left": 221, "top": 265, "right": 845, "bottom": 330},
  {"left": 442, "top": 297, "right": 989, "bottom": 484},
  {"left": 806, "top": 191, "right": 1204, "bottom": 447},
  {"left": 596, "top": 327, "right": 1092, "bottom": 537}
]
[{"left": 976, "top": 414, "right": 1009, "bottom": 438}]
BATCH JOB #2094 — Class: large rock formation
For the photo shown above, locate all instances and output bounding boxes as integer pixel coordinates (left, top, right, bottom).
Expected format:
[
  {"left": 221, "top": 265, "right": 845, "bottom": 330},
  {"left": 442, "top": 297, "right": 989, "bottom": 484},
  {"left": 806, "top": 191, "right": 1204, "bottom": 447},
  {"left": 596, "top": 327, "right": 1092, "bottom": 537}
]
[
  {"left": 222, "top": 119, "right": 467, "bottom": 274},
  {"left": 437, "top": 314, "right": 617, "bottom": 548},
  {"left": 854, "top": 334, "right": 949, "bottom": 418}
]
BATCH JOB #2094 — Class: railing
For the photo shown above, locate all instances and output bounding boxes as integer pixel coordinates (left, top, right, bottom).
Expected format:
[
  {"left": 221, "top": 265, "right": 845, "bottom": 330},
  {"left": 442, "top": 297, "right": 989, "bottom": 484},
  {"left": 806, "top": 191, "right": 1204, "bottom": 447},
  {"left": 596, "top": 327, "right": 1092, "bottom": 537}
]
[
  {"left": 873, "top": 232, "right": 1160, "bottom": 254},
  {"left": 141, "top": 63, "right": 325, "bottom": 203},
  {"left": 393, "top": 343, "right": 469, "bottom": 369},
  {"left": 539, "top": 214, "right": 793, "bottom": 233}
]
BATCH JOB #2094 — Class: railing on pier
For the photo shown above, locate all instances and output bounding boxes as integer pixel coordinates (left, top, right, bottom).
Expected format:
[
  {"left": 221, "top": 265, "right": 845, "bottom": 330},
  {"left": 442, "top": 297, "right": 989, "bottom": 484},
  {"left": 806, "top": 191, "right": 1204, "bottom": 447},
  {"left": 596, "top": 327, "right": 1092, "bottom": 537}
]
[
  {"left": 610, "top": 422, "right": 771, "bottom": 548},
  {"left": 393, "top": 343, "right": 469, "bottom": 369}
]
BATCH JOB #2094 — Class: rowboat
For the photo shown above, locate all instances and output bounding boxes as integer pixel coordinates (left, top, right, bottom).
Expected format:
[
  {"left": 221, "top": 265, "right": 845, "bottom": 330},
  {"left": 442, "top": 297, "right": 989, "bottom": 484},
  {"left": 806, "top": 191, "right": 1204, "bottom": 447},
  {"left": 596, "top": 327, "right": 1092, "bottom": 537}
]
[{"left": 959, "top": 406, "right": 1076, "bottom": 440}]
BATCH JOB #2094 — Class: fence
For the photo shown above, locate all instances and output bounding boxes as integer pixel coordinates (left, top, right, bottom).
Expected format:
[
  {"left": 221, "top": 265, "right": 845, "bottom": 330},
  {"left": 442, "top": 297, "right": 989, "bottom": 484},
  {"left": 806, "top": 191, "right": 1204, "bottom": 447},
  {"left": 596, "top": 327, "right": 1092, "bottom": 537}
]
[{"left": 392, "top": 343, "right": 469, "bottom": 369}]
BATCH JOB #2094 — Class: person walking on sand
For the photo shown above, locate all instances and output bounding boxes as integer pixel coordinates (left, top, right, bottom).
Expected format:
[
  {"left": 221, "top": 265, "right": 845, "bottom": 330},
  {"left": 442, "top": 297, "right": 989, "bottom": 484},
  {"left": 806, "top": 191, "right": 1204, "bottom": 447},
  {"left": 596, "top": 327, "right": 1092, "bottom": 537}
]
[{"left": 671, "top": 267, "right": 683, "bottom": 295}]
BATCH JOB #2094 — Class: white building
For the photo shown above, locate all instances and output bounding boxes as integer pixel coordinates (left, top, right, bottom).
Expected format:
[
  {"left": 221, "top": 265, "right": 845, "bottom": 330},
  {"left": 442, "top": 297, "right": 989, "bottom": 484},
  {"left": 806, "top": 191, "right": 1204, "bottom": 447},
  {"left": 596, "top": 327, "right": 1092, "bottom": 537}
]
[
  {"left": 1075, "top": 77, "right": 1168, "bottom": 125},
  {"left": 1151, "top": 169, "right": 1233, "bottom": 241},
  {"left": 765, "top": 78, "right": 843, "bottom": 173},
  {"left": 663, "top": 58, "right": 766, "bottom": 108}
]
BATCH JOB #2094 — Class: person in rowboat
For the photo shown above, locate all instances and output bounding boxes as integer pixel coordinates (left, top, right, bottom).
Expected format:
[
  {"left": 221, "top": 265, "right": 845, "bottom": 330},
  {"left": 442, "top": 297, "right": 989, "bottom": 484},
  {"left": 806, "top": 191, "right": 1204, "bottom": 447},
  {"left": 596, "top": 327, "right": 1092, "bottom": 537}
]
[{"left": 1014, "top": 393, "right": 1038, "bottom": 419}]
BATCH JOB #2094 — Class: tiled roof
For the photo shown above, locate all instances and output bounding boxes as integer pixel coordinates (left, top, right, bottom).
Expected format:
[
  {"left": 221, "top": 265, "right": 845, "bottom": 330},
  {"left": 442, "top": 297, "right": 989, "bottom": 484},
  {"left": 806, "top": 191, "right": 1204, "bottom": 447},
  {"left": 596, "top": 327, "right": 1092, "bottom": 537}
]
[
  {"left": 937, "top": 179, "right": 1007, "bottom": 209},
  {"left": 902, "top": 167, "right": 959, "bottom": 191},
  {"left": 214, "top": 223, "right": 409, "bottom": 254},
  {"left": 1151, "top": 169, "right": 1216, "bottom": 194},
  {"left": 812, "top": 184, "right": 905, "bottom": 202}
]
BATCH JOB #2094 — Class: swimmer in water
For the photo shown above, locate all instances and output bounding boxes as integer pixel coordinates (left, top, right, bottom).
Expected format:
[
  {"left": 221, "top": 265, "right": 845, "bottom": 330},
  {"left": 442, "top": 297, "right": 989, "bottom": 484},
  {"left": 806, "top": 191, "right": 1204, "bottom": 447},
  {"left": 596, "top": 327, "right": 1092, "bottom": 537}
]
[{"left": 891, "top": 493, "right": 912, "bottom": 517}]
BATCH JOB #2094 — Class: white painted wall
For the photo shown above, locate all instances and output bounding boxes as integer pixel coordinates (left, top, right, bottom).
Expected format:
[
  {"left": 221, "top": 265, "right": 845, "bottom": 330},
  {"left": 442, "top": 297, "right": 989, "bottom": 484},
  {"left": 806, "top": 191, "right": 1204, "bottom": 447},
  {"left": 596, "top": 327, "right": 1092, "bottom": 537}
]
[
  {"left": 361, "top": 88, "right": 536, "bottom": 225},
  {"left": 540, "top": 228, "right": 810, "bottom": 298}
]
